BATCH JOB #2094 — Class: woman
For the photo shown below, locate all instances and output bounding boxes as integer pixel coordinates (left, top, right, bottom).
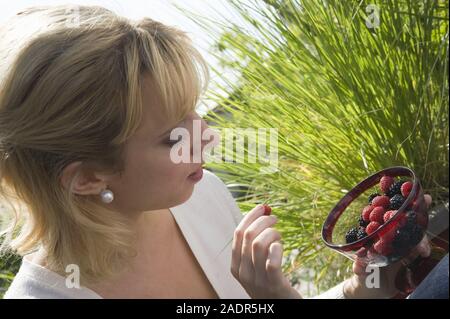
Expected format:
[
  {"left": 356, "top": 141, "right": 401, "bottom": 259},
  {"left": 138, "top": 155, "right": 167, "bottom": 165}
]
[{"left": 0, "top": 5, "right": 432, "bottom": 299}]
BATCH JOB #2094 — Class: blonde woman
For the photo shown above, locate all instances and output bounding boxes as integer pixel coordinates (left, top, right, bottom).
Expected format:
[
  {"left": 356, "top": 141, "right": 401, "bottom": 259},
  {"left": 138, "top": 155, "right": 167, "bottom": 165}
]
[{"left": 0, "top": 5, "right": 432, "bottom": 299}]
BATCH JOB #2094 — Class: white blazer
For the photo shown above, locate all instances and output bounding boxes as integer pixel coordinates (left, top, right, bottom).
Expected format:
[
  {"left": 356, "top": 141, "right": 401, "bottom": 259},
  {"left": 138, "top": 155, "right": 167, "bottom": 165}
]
[{"left": 170, "top": 169, "right": 250, "bottom": 298}]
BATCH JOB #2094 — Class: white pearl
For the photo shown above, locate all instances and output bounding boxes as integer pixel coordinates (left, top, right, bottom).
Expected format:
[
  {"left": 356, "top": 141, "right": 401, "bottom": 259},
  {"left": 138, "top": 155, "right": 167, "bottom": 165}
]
[{"left": 100, "top": 189, "right": 114, "bottom": 203}]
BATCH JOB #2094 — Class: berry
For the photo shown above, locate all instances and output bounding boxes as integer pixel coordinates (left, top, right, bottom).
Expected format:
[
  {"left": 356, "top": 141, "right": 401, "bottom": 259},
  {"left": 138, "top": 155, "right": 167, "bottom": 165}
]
[
  {"left": 345, "top": 227, "right": 359, "bottom": 243},
  {"left": 366, "top": 221, "right": 381, "bottom": 235},
  {"left": 386, "top": 180, "right": 406, "bottom": 197},
  {"left": 383, "top": 210, "right": 397, "bottom": 223},
  {"left": 357, "top": 228, "right": 367, "bottom": 240},
  {"left": 392, "top": 224, "right": 423, "bottom": 254},
  {"left": 359, "top": 215, "right": 369, "bottom": 227},
  {"left": 408, "top": 225, "right": 424, "bottom": 246},
  {"left": 416, "top": 211, "right": 428, "bottom": 228},
  {"left": 406, "top": 211, "right": 417, "bottom": 225},
  {"left": 372, "top": 195, "right": 390, "bottom": 209},
  {"left": 374, "top": 239, "right": 393, "bottom": 256},
  {"left": 401, "top": 181, "right": 413, "bottom": 198},
  {"left": 368, "top": 193, "right": 380, "bottom": 204},
  {"left": 263, "top": 204, "right": 272, "bottom": 215},
  {"left": 362, "top": 205, "right": 374, "bottom": 222},
  {"left": 380, "top": 176, "right": 395, "bottom": 193},
  {"left": 389, "top": 194, "right": 405, "bottom": 210},
  {"left": 391, "top": 229, "right": 410, "bottom": 254},
  {"left": 369, "top": 206, "right": 385, "bottom": 223},
  {"left": 378, "top": 224, "right": 398, "bottom": 243}
]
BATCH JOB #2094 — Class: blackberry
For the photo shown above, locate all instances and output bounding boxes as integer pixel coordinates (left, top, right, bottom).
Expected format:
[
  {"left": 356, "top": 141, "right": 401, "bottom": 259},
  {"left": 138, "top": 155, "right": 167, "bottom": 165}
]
[
  {"left": 345, "top": 227, "right": 359, "bottom": 244},
  {"left": 406, "top": 211, "right": 417, "bottom": 226},
  {"left": 386, "top": 180, "right": 406, "bottom": 197},
  {"left": 359, "top": 215, "right": 369, "bottom": 227},
  {"left": 389, "top": 194, "right": 405, "bottom": 210},
  {"left": 368, "top": 193, "right": 380, "bottom": 204},
  {"left": 392, "top": 229, "right": 410, "bottom": 254},
  {"left": 357, "top": 228, "right": 367, "bottom": 240},
  {"left": 409, "top": 224, "right": 424, "bottom": 246},
  {"left": 392, "top": 224, "right": 424, "bottom": 254}
]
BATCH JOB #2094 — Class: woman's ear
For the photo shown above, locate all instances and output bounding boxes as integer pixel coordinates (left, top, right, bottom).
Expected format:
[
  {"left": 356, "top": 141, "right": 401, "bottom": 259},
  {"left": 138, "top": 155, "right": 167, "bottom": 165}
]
[{"left": 60, "top": 161, "right": 108, "bottom": 196}]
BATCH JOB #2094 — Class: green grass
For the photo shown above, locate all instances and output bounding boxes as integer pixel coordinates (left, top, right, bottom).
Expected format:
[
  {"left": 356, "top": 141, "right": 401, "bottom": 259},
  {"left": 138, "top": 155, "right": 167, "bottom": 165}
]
[
  {"left": 190, "top": 0, "right": 449, "bottom": 294},
  {"left": 0, "top": 253, "right": 21, "bottom": 298}
]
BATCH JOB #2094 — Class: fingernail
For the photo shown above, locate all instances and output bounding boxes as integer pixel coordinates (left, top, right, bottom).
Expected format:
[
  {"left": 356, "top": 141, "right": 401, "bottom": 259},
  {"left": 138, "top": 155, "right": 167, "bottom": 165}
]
[{"left": 263, "top": 204, "right": 272, "bottom": 216}]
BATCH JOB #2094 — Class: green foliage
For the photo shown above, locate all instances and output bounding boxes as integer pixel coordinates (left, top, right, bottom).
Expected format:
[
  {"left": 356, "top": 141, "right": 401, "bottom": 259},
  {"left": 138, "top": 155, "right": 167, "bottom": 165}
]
[
  {"left": 0, "top": 253, "right": 21, "bottom": 298},
  {"left": 197, "top": 0, "right": 448, "bottom": 294}
]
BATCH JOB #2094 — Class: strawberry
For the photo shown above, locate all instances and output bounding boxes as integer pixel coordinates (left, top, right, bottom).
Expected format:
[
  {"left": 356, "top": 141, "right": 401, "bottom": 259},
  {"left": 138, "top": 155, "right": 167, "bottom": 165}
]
[{"left": 263, "top": 204, "right": 272, "bottom": 215}]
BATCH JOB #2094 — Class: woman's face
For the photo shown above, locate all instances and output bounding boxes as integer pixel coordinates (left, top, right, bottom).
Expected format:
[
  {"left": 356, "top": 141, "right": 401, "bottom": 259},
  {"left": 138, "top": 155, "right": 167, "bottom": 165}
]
[{"left": 106, "top": 77, "right": 212, "bottom": 214}]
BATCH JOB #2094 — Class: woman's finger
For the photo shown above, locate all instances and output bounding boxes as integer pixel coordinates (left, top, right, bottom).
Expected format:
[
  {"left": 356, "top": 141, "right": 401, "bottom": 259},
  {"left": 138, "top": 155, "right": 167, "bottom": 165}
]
[
  {"left": 252, "top": 227, "right": 281, "bottom": 285},
  {"left": 352, "top": 258, "right": 369, "bottom": 277},
  {"left": 266, "top": 242, "right": 285, "bottom": 287},
  {"left": 424, "top": 194, "right": 432, "bottom": 209},
  {"left": 239, "top": 216, "right": 278, "bottom": 283},
  {"left": 231, "top": 205, "right": 266, "bottom": 278},
  {"left": 413, "top": 235, "right": 431, "bottom": 259}
]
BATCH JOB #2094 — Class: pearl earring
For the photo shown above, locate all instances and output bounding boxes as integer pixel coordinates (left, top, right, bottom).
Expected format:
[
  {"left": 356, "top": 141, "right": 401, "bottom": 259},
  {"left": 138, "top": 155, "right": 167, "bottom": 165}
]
[{"left": 100, "top": 188, "right": 114, "bottom": 203}]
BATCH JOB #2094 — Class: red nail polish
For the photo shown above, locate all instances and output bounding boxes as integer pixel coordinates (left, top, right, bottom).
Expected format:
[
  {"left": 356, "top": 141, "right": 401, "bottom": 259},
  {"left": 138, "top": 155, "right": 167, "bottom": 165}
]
[{"left": 263, "top": 204, "right": 272, "bottom": 215}]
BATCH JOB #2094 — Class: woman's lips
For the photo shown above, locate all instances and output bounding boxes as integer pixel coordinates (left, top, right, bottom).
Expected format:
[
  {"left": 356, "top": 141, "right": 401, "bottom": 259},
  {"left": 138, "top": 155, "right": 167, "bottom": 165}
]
[{"left": 188, "top": 167, "right": 204, "bottom": 182}]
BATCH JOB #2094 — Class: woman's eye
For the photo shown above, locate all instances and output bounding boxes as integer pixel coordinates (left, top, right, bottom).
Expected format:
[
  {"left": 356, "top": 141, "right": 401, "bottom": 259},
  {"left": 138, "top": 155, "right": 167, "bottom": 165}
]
[{"left": 165, "top": 136, "right": 182, "bottom": 146}]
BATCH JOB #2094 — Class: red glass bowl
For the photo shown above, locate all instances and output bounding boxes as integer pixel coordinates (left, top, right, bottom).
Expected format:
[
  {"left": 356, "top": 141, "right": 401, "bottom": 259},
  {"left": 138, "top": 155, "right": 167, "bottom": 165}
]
[{"left": 322, "top": 166, "right": 428, "bottom": 266}]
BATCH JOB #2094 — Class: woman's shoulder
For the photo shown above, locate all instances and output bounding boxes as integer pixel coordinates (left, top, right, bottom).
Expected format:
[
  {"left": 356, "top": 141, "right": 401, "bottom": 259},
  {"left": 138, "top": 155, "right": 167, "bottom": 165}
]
[{"left": 3, "top": 255, "right": 102, "bottom": 299}]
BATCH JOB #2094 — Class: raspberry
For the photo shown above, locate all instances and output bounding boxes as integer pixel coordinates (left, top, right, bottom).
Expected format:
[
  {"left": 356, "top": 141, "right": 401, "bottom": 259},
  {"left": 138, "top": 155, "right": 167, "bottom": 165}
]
[
  {"left": 372, "top": 195, "right": 390, "bottom": 209},
  {"left": 369, "top": 206, "right": 385, "bottom": 223},
  {"left": 380, "top": 176, "right": 395, "bottom": 193},
  {"left": 263, "top": 204, "right": 272, "bottom": 215},
  {"left": 401, "top": 181, "right": 413, "bottom": 197},
  {"left": 378, "top": 226, "right": 397, "bottom": 243},
  {"left": 383, "top": 210, "right": 397, "bottom": 223},
  {"left": 366, "top": 221, "right": 381, "bottom": 235},
  {"left": 368, "top": 193, "right": 380, "bottom": 204},
  {"left": 374, "top": 239, "right": 393, "bottom": 256},
  {"left": 362, "top": 205, "right": 374, "bottom": 222},
  {"left": 389, "top": 194, "right": 405, "bottom": 210}
]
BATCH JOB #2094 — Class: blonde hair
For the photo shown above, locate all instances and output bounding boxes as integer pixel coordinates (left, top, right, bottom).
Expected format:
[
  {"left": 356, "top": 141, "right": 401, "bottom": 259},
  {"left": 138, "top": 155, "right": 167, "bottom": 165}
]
[{"left": 0, "top": 5, "right": 208, "bottom": 284}]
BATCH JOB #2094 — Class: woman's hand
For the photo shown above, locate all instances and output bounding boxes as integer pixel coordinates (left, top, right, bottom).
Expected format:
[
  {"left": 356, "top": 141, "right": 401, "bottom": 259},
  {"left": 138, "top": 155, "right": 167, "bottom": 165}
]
[
  {"left": 343, "top": 194, "right": 433, "bottom": 299},
  {"left": 230, "top": 204, "right": 302, "bottom": 299}
]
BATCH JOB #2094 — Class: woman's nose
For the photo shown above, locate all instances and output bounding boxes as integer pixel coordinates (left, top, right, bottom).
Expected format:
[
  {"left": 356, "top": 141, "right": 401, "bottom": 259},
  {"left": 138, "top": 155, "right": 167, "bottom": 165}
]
[{"left": 190, "top": 116, "right": 220, "bottom": 163}]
